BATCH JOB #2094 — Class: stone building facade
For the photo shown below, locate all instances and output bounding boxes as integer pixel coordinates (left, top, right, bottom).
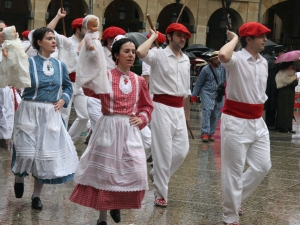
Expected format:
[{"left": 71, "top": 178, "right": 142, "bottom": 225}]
[{"left": 0, "top": 0, "right": 298, "bottom": 51}]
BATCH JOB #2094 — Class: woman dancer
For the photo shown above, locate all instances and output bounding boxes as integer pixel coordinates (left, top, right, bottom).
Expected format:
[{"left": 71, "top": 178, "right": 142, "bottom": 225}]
[
  {"left": 11, "top": 27, "right": 78, "bottom": 209},
  {"left": 69, "top": 38, "right": 153, "bottom": 225}
]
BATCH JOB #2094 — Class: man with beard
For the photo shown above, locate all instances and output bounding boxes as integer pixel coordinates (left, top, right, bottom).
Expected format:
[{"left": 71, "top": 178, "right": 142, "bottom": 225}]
[{"left": 137, "top": 23, "right": 191, "bottom": 207}]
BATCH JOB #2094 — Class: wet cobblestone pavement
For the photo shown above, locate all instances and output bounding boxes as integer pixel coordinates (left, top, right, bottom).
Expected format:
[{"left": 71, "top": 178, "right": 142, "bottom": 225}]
[{"left": 1, "top": 105, "right": 300, "bottom": 225}]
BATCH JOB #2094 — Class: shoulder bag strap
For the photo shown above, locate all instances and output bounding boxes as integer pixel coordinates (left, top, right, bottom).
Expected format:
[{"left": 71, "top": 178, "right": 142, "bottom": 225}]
[{"left": 209, "top": 65, "right": 219, "bottom": 85}]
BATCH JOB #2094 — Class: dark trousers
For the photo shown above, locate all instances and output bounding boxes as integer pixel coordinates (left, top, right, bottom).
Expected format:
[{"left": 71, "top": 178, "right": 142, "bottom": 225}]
[{"left": 265, "top": 109, "right": 276, "bottom": 127}]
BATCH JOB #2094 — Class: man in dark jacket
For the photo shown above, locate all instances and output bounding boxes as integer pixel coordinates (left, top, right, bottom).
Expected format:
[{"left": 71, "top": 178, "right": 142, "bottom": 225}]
[{"left": 264, "top": 45, "right": 284, "bottom": 130}]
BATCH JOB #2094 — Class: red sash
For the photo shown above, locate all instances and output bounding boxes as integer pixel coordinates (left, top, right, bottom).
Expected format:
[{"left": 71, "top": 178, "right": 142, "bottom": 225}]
[
  {"left": 12, "top": 87, "right": 18, "bottom": 111},
  {"left": 82, "top": 87, "right": 100, "bottom": 99},
  {"left": 222, "top": 99, "right": 264, "bottom": 119},
  {"left": 69, "top": 72, "right": 76, "bottom": 82},
  {"left": 153, "top": 94, "right": 184, "bottom": 108}
]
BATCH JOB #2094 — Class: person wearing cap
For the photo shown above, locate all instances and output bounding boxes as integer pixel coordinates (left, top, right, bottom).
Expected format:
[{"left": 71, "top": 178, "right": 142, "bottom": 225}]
[
  {"left": 191, "top": 51, "right": 226, "bottom": 142},
  {"left": 21, "top": 29, "right": 37, "bottom": 58},
  {"left": 264, "top": 45, "right": 285, "bottom": 130},
  {"left": 218, "top": 22, "right": 272, "bottom": 225},
  {"left": 142, "top": 32, "right": 166, "bottom": 87},
  {"left": 47, "top": 9, "right": 89, "bottom": 144},
  {"left": 137, "top": 23, "right": 191, "bottom": 207},
  {"left": 0, "top": 20, "right": 15, "bottom": 152}
]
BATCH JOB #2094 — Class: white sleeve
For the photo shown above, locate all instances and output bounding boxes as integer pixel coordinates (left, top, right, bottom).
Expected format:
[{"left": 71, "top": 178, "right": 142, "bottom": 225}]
[
  {"left": 141, "top": 61, "right": 151, "bottom": 76},
  {"left": 139, "top": 48, "right": 158, "bottom": 67}
]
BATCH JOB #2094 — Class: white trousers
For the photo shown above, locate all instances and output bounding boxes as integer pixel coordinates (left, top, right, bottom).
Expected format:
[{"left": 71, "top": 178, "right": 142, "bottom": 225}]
[
  {"left": 221, "top": 114, "right": 271, "bottom": 223},
  {"left": 0, "top": 87, "right": 14, "bottom": 139},
  {"left": 151, "top": 102, "right": 189, "bottom": 202},
  {"left": 87, "top": 96, "right": 102, "bottom": 131},
  {"left": 61, "top": 83, "right": 89, "bottom": 143}
]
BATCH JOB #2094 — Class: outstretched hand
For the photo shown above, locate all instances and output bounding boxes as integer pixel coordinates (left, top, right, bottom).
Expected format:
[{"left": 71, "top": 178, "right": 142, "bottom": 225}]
[
  {"left": 226, "top": 31, "right": 238, "bottom": 41},
  {"left": 57, "top": 8, "right": 67, "bottom": 18}
]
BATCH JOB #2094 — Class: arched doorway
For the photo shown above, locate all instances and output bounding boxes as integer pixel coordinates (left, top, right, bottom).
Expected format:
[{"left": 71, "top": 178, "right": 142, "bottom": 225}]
[
  {"left": 206, "top": 8, "right": 243, "bottom": 50},
  {"left": 157, "top": 3, "right": 195, "bottom": 47},
  {"left": 103, "top": 0, "right": 144, "bottom": 33},
  {"left": 261, "top": 0, "right": 300, "bottom": 50},
  {"left": 46, "top": 0, "right": 88, "bottom": 36},
  {"left": 0, "top": 0, "right": 30, "bottom": 34}
]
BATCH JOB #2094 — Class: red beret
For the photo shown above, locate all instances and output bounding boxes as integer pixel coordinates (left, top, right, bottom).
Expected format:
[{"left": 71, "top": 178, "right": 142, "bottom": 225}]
[
  {"left": 166, "top": 23, "right": 191, "bottom": 39},
  {"left": 21, "top": 30, "right": 30, "bottom": 39},
  {"left": 71, "top": 18, "right": 84, "bottom": 29},
  {"left": 146, "top": 32, "right": 166, "bottom": 44},
  {"left": 102, "top": 26, "right": 126, "bottom": 40},
  {"left": 239, "top": 22, "right": 271, "bottom": 37}
]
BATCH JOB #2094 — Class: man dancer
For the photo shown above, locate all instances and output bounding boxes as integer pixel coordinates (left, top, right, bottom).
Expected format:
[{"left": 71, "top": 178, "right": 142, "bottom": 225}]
[
  {"left": 47, "top": 10, "right": 89, "bottom": 143},
  {"left": 137, "top": 23, "right": 191, "bottom": 207},
  {"left": 219, "top": 22, "right": 272, "bottom": 225},
  {"left": 191, "top": 51, "right": 226, "bottom": 142}
]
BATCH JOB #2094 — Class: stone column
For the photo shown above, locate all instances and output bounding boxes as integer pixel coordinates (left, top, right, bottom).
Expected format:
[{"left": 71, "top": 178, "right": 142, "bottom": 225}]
[{"left": 32, "top": 0, "right": 49, "bottom": 29}]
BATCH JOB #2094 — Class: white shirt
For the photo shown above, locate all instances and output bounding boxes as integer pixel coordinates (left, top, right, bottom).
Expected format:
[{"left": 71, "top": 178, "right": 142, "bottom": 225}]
[
  {"left": 68, "top": 35, "right": 80, "bottom": 67},
  {"left": 0, "top": 45, "right": 2, "bottom": 62},
  {"left": 141, "top": 61, "right": 151, "bottom": 76},
  {"left": 55, "top": 33, "right": 78, "bottom": 73},
  {"left": 221, "top": 48, "right": 268, "bottom": 104},
  {"left": 140, "top": 46, "right": 191, "bottom": 98},
  {"left": 22, "top": 40, "right": 37, "bottom": 58},
  {"left": 103, "top": 46, "right": 115, "bottom": 70}
]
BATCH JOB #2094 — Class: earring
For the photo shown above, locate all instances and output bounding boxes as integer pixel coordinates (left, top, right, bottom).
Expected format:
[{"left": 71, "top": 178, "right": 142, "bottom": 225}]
[
  {"left": 39, "top": 48, "right": 42, "bottom": 53},
  {"left": 115, "top": 59, "right": 118, "bottom": 65}
]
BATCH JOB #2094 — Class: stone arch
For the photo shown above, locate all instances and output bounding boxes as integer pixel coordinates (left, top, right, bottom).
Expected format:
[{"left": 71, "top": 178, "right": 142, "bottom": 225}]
[
  {"left": 260, "top": 0, "right": 299, "bottom": 50},
  {"left": 206, "top": 8, "right": 243, "bottom": 50},
  {"left": 0, "top": 0, "right": 29, "bottom": 32},
  {"left": 259, "top": 0, "right": 287, "bottom": 22},
  {"left": 157, "top": 3, "right": 195, "bottom": 34},
  {"left": 46, "top": 0, "right": 89, "bottom": 36},
  {"left": 103, "top": 0, "right": 144, "bottom": 32}
]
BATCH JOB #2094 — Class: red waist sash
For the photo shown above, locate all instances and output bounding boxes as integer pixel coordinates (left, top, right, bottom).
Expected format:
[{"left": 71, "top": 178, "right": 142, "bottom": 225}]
[
  {"left": 222, "top": 99, "right": 264, "bottom": 119},
  {"left": 153, "top": 94, "right": 183, "bottom": 108},
  {"left": 82, "top": 87, "right": 100, "bottom": 99},
  {"left": 69, "top": 72, "right": 76, "bottom": 82}
]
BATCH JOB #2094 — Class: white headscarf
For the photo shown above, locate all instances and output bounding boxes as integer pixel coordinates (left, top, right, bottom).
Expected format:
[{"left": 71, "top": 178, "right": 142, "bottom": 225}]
[{"left": 82, "top": 14, "right": 100, "bottom": 31}]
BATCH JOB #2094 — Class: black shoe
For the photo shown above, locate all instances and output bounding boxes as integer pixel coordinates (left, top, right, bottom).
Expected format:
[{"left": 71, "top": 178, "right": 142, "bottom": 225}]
[
  {"left": 31, "top": 197, "right": 43, "bottom": 210},
  {"left": 268, "top": 126, "right": 275, "bottom": 130},
  {"left": 288, "top": 130, "right": 296, "bottom": 134},
  {"left": 110, "top": 209, "right": 121, "bottom": 223},
  {"left": 14, "top": 182, "right": 24, "bottom": 198},
  {"left": 97, "top": 220, "right": 107, "bottom": 225}
]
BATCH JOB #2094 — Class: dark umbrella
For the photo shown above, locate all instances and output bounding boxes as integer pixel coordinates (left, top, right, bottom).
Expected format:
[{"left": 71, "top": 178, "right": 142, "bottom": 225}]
[
  {"left": 261, "top": 40, "right": 278, "bottom": 55},
  {"left": 190, "top": 49, "right": 215, "bottom": 61},
  {"left": 183, "top": 51, "right": 197, "bottom": 59},
  {"left": 126, "top": 32, "right": 147, "bottom": 47},
  {"left": 185, "top": 44, "right": 212, "bottom": 53}
]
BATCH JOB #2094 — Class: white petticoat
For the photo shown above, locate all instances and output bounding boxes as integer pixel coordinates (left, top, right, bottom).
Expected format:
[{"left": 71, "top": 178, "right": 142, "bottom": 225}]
[
  {"left": 74, "top": 114, "right": 148, "bottom": 192},
  {"left": 11, "top": 100, "right": 79, "bottom": 179}
]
